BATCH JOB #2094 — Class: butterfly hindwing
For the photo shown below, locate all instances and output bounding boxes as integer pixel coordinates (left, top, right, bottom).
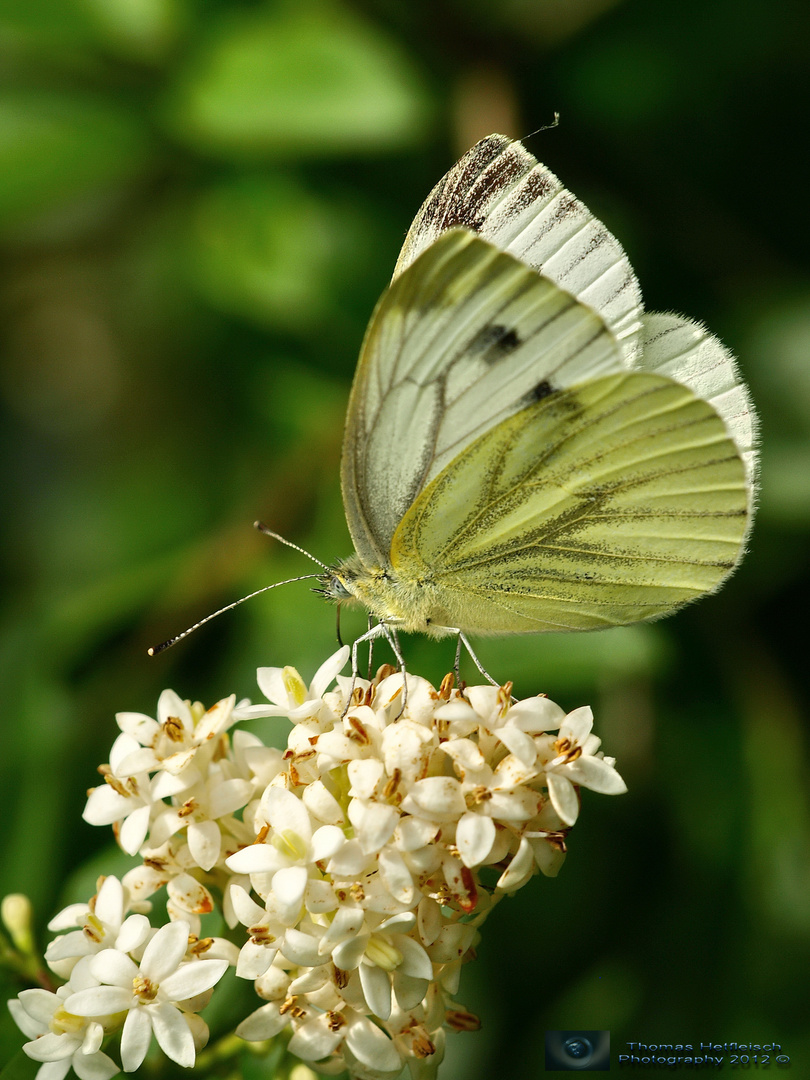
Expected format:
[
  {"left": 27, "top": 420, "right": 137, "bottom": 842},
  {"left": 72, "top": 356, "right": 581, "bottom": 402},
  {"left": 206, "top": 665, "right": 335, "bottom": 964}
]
[
  {"left": 389, "top": 371, "right": 750, "bottom": 633},
  {"left": 638, "top": 312, "right": 758, "bottom": 482}
]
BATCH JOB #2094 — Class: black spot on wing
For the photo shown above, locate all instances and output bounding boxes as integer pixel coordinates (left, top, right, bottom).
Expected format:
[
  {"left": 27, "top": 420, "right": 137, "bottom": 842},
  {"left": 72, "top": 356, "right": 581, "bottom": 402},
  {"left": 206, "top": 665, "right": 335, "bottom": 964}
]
[
  {"left": 527, "top": 379, "right": 556, "bottom": 401},
  {"left": 469, "top": 323, "right": 521, "bottom": 363}
]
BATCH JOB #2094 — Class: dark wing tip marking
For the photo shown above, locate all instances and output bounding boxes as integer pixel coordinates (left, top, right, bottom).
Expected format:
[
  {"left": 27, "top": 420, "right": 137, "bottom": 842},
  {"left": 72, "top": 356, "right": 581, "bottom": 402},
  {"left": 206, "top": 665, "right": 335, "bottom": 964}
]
[{"left": 418, "top": 135, "right": 538, "bottom": 239}]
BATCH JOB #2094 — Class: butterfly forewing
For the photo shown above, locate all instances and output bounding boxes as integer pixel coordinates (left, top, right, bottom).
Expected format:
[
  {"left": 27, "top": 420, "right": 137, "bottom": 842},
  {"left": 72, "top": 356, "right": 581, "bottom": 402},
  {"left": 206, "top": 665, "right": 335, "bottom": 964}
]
[
  {"left": 389, "top": 372, "right": 750, "bottom": 633},
  {"left": 393, "top": 134, "right": 644, "bottom": 362},
  {"left": 342, "top": 229, "right": 627, "bottom": 567}
]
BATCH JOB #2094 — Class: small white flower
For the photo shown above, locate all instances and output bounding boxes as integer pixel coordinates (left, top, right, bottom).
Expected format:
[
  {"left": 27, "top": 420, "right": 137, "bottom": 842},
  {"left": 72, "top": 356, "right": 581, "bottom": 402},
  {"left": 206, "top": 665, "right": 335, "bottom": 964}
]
[
  {"left": 538, "top": 706, "right": 627, "bottom": 825},
  {"left": 114, "top": 692, "right": 237, "bottom": 785},
  {"left": 234, "top": 646, "right": 349, "bottom": 723},
  {"left": 148, "top": 769, "right": 254, "bottom": 871},
  {"left": 10, "top": 975, "right": 120, "bottom": 1080},
  {"left": 82, "top": 758, "right": 165, "bottom": 857},
  {"left": 226, "top": 787, "right": 345, "bottom": 918},
  {"left": 64, "top": 921, "right": 229, "bottom": 1071},
  {"left": 45, "top": 877, "right": 149, "bottom": 980}
]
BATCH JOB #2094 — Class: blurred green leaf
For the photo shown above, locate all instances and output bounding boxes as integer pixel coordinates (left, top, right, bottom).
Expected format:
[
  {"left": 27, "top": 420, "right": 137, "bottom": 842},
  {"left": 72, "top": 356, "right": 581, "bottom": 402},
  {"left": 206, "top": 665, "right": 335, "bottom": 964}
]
[
  {"left": 746, "top": 294, "right": 810, "bottom": 435},
  {"left": 188, "top": 174, "right": 341, "bottom": 330},
  {"left": 0, "top": 91, "right": 151, "bottom": 230},
  {"left": 81, "top": 0, "right": 188, "bottom": 62},
  {"left": 165, "top": 0, "right": 432, "bottom": 158}
]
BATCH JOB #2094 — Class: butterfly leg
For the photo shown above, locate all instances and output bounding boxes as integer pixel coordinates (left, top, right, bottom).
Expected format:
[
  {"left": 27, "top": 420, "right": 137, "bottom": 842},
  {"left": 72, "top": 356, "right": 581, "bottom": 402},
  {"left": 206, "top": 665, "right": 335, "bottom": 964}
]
[
  {"left": 456, "top": 631, "right": 499, "bottom": 687},
  {"left": 454, "top": 634, "right": 463, "bottom": 686},
  {"left": 385, "top": 625, "right": 406, "bottom": 671},
  {"left": 342, "top": 621, "right": 386, "bottom": 716},
  {"left": 345, "top": 620, "right": 409, "bottom": 716},
  {"left": 366, "top": 615, "right": 376, "bottom": 680},
  {"left": 379, "top": 623, "right": 409, "bottom": 717}
]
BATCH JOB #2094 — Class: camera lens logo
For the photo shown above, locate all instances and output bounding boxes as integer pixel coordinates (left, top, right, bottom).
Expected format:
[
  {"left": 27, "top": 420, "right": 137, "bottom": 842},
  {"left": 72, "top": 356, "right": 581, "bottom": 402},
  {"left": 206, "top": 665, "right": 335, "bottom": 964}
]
[
  {"left": 545, "top": 1030, "right": 610, "bottom": 1071},
  {"left": 564, "top": 1037, "right": 593, "bottom": 1062}
]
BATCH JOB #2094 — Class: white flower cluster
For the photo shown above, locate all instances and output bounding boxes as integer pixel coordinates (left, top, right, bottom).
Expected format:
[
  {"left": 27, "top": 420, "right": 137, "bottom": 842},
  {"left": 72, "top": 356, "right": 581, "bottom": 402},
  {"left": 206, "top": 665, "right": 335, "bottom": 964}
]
[
  {"left": 8, "top": 648, "right": 626, "bottom": 1080},
  {"left": 8, "top": 876, "right": 233, "bottom": 1078}
]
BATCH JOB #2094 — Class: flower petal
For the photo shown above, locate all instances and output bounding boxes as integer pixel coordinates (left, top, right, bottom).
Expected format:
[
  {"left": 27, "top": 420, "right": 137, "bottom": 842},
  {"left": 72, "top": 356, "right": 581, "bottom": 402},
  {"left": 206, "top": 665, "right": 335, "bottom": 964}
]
[
  {"left": 564, "top": 755, "right": 628, "bottom": 795},
  {"left": 395, "top": 935, "right": 433, "bottom": 980},
  {"left": 378, "top": 846, "right": 414, "bottom": 905},
  {"left": 93, "top": 877, "right": 124, "bottom": 927},
  {"left": 403, "top": 777, "right": 465, "bottom": 821},
  {"left": 559, "top": 705, "right": 594, "bottom": 742},
  {"left": 115, "top": 914, "right": 151, "bottom": 954},
  {"left": 90, "top": 947, "right": 139, "bottom": 987},
  {"left": 73, "top": 1046, "right": 120, "bottom": 1080},
  {"left": 225, "top": 844, "right": 277, "bottom": 874},
  {"left": 116, "top": 711, "right": 160, "bottom": 743},
  {"left": 118, "top": 805, "right": 152, "bottom": 856},
  {"left": 392, "top": 971, "right": 429, "bottom": 1012},
  {"left": 227, "top": 884, "right": 266, "bottom": 927},
  {"left": 236, "top": 938, "right": 276, "bottom": 980},
  {"left": 280, "top": 927, "right": 323, "bottom": 967},
  {"left": 236, "top": 1002, "right": 288, "bottom": 1041},
  {"left": 272, "top": 865, "right": 308, "bottom": 911},
  {"left": 187, "top": 820, "right": 221, "bottom": 871},
  {"left": 140, "top": 921, "right": 190, "bottom": 982},
  {"left": 309, "top": 646, "right": 350, "bottom": 698},
  {"left": 160, "top": 959, "right": 229, "bottom": 1001},
  {"left": 344, "top": 1015, "right": 402, "bottom": 1072},
  {"left": 157, "top": 689, "right": 193, "bottom": 731},
  {"left": 497, "top": 835, "right": 535, "bottom": 891},
  {"left": 288, "top": 1013, "right": 346, "bottom": 1061},
  {"left": 546, "top": 772, "right": 580, "bottom": 826},
  {"left": 310, "top": 824, "right": 346, "bottom": 862},
  {"left": 456, "top": 813, "right": 496, "bottom": 868},
  {"left": 261, "top": 786, "right": 312, "bottom": 840},
  {"left": 65, "top": 985, "right": 131, "bottom": 1017},
  {"left": 208, "top": 778, "right": 253, "bottom": 819},
  {"left": 22, "top": 1030, "right": 79, "bottom": 1061},
  {"left": 149, "top": 1001, "right": 196, "bottom": 1067},
  {"left": 359, "top": 962, "right": 392, "bottom": 1020}
]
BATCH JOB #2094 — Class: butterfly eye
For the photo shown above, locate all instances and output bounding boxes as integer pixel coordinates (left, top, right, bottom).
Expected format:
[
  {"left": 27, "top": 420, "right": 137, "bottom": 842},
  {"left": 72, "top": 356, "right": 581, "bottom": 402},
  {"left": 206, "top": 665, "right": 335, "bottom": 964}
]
[{"left": 325, "top": 573, "right": 353, "bottom": 600}]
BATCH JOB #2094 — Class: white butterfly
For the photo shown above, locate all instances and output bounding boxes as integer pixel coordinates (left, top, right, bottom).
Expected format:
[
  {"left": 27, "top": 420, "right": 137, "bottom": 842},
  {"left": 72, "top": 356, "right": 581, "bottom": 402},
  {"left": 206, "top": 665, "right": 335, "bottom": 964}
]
[{"left": 318, "top": 134, "right": 757, "bottom": 645}]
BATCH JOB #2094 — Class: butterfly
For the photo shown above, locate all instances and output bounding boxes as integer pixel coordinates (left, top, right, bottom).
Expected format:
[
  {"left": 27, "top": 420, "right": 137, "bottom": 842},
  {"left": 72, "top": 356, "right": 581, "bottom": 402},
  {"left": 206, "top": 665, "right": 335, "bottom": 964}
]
[{"left": 318, "top": 134, "right": 757, "bottom": 649}]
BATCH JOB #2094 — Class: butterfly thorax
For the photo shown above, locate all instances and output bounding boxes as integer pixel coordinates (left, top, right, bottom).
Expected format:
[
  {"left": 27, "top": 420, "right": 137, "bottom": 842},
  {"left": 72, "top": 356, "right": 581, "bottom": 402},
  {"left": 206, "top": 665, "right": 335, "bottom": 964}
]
[{"left": 319, "top": 554, "right": 454, "bottom": 638}]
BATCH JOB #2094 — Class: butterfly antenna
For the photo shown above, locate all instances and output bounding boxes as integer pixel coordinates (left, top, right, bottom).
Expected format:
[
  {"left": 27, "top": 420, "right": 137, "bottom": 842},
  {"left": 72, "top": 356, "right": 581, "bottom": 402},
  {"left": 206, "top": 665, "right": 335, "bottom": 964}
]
[
  {"left": 147, "top": 574, "right": 321, "bottom": 656},
  {"left": 254, "top": 522, "right": 329, "bottom": 570},
  {"left": 524, "top": 112, "right": 561, "bottom": 140}
]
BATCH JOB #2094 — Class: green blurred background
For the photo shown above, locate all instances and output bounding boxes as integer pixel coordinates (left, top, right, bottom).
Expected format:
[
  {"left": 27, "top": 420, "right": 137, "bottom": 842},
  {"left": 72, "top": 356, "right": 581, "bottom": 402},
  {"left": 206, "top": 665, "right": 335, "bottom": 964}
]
[{"left": 1, "top": 0, "right": 809, "bottom": 1074}]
